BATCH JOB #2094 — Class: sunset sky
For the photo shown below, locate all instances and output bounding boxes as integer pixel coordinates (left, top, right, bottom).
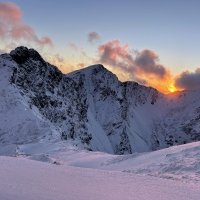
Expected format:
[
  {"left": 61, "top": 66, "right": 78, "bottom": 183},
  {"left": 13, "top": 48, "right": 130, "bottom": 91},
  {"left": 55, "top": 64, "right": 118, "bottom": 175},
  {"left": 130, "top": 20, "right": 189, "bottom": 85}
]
[{"left": 1, "top": 0, "right": 200, "bottom": 93}]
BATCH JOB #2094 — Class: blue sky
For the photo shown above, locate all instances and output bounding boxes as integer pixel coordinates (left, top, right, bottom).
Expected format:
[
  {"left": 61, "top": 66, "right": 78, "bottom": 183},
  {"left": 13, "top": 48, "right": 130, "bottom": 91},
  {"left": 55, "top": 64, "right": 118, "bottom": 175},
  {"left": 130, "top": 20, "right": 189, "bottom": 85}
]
[
  {"left": 1, "top": 0, "right": 200, "bottom": 92},
  {"left": 9, "top": 0, "right": 200, "bottom": 72}
]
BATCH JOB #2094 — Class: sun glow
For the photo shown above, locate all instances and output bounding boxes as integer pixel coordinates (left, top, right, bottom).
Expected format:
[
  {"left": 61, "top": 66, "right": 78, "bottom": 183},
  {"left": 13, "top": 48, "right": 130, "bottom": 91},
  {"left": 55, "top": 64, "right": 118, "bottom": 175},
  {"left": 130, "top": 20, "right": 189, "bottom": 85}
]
[{"left": 168, "top": 84, "right": 177, "bottom": 93}]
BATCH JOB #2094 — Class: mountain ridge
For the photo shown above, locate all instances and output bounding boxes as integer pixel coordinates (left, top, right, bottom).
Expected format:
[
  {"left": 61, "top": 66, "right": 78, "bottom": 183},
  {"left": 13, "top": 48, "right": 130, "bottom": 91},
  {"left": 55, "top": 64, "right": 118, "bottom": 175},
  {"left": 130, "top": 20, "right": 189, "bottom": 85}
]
[{"left": 0, "top": 46, "right": 200, "bottom": 155}]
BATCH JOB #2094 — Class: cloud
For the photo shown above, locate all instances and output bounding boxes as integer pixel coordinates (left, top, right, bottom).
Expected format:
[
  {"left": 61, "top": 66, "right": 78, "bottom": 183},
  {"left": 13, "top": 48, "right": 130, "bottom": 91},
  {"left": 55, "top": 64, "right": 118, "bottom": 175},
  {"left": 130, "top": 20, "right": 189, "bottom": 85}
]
[
  {"left": 77, "top": 63, "right": 85, "bottom": 68},
  {"left": 0, "top": 2, "right": 53, "bottom": 46},
  {"left": 98, "top": 40, "right": 169, "bottom": 80},
  {"left": 135, "top": 50, "right": 167, "bottom": 77},
  {"left": 54, "top": 54, "right": 64, "bottom": 63},
  {"left": 0, "top": 2, "right": 21, "bottom": 24},
  {"left": 68, "top": 42, "right": 78, "bottom": 51},
  {"left": 88, "top": 32, "right": 101, "bottom": 43},
  {"left": 175, "top": 68, "right": 200, "bottom": 90},
  {"left": 45, "top": 53, "right": 64, "bottom": 66},
  {"left": 98, "top": 40, "right": 133, "bottom": 72},
  {"left": 97, "top": 40, "right": 175, "bottom": 93},
  {"left": 0, "top": 26, "right": 6, "bottom": 37}
]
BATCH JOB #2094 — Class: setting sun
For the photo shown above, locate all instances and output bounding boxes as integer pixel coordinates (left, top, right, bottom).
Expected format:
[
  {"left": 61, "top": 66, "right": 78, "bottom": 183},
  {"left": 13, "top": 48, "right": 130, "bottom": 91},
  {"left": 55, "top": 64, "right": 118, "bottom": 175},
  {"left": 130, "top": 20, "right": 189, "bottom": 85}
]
[{"left": 168, "top": 84, "right": 177, "bottom": 93}]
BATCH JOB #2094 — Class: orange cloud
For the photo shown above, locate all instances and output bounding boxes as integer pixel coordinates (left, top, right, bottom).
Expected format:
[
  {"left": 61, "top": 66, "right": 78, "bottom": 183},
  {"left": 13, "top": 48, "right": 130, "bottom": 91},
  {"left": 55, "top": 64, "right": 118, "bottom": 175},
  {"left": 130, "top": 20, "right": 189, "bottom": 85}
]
[
  {"left": 98, "top": 40, "right": 132, "bottom": 72},
  {"left": 0, "top": 2, "right": 21, "bottom": 23},
  {"left": 98, "top": 40, "right": 175, "bottom": 93},
  {"left": 0, "top": 2, "right": 53, "bottom": 46}
]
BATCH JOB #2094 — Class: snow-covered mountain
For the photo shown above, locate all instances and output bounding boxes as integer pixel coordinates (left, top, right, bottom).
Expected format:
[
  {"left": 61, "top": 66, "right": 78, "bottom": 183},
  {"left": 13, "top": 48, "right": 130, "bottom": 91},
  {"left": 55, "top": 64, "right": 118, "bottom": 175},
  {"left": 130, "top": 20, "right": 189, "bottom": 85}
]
[{"left": 0, "top": 46, "right": 200, "bottom": 155}]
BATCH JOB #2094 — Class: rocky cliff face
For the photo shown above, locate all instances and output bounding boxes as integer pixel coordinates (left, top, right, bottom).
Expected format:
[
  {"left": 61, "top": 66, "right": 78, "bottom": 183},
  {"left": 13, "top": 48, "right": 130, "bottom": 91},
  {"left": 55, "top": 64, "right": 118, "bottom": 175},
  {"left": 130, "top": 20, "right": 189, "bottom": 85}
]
[
  {"left": 9, "top": 47, "right": 91, "bottom": 147},
  {"left": 1, "top": 46, "right": 200, "bottom": 155},
  {"left": 66, "top": 65, "right": 159, "bottom": 154}
]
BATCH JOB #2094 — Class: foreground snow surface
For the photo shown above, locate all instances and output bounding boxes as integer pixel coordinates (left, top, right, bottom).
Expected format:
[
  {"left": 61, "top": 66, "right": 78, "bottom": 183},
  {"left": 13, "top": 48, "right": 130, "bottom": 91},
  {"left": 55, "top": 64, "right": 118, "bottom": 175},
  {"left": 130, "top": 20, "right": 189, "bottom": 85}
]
[
  {"left": 0, "top": 156, "right": 200, "bottom": 200},
  {"left": 18, "top": 140, "right": 200, "bottom": 182},
  {"left": 1, "top": 141, "right": 200, "bottom": 200}
]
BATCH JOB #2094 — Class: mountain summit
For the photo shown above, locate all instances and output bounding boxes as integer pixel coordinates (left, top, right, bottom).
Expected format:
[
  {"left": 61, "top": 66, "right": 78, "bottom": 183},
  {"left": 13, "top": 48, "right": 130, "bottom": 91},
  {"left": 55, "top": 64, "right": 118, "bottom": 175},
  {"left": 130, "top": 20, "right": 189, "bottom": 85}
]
[{"left": 0, "top": 46, "right": 200, "bottom": 155}]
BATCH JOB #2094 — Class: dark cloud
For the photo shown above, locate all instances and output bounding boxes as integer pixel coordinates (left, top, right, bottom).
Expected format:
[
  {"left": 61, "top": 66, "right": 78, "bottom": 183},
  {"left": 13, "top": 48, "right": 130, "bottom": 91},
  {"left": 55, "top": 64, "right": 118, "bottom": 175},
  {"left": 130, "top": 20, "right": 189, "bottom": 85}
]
[
  {"left": 98, "top": 40, "right": 169, "bottom": 82},
  {"left": 0, "top": 2, "right": 53, "bottom": 46},
  {"left": 175, "top": 68, "right": 200, "bottom": 90},
  {"left": 135, "top": 50, "right": 167, "bottom": 77},
  {"left": 88, "top": 32, "right": 101, "bottom": 43}
]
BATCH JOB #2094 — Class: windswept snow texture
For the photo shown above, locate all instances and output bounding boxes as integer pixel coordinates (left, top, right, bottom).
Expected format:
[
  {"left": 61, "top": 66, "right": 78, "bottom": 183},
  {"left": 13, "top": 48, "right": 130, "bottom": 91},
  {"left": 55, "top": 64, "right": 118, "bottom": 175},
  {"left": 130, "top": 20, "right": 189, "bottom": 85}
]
[
  {"left": 16, "top": 141, "right": 200, "bottom": 183},
  {"left": 1, "top": 46, "right": 200, "bottom": 155},
  {"left": 0, "top": 155, "right": 200, "bottom": 200}
]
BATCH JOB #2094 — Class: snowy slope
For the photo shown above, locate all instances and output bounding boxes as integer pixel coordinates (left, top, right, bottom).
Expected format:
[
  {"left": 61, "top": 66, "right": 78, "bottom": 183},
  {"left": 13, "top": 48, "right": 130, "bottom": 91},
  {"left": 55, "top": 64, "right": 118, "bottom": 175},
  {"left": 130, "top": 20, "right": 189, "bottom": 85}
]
[
  {"left": 152, "top": 91, "right": 200, "bottom": 149},
  {"left": 0, "top": 53, "right": 59, "bottom": 155},
  {"left": 15, "top": 140, "right": 200, "bottom": 183},
  {"left": 102, "top": 141, "right": 200, "bottom": 182},
  {"left": 0, "top": 155, "right": 200, "bottom": 200}
]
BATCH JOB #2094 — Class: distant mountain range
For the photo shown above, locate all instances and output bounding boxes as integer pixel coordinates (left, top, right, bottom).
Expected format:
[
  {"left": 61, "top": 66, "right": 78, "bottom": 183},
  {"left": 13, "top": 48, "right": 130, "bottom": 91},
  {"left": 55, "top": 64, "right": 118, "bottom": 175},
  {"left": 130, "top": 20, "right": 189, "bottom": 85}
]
[{"left": 0, "top": 46, "right": 200, "bottom": 155}]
